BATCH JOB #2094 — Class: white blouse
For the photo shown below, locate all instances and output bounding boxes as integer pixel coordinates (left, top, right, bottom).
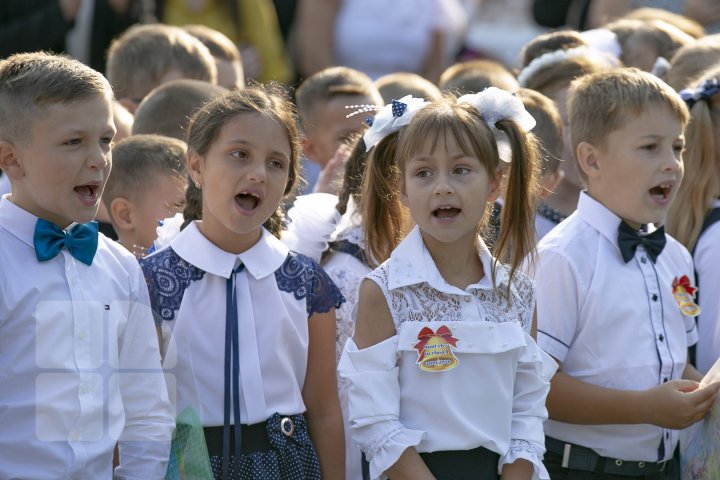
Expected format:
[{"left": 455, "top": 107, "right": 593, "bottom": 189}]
[
  {"left": 338, "top": 226, "right": 556, "bottom": 480},
  {"left": 140, "top": 222, "right": 344, "bottom": 426},
  {"left": 0, "top": 196, "right": 174, "bottom": 480},
  {"left": 694, "top": 199, "right": 720, "bottom": 373}
]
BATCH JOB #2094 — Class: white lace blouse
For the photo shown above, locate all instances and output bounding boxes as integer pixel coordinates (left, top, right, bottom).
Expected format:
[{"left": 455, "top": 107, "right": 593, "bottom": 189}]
[{"left": 338, "top": 226, "right": 557, "bottom": 480}]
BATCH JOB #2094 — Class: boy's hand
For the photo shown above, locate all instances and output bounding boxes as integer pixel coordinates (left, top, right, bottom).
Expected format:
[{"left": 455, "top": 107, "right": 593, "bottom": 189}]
[
  {"left": 642, "top": 380, "right": 720, "bottom": 429},
  {"left": 314, "top": 143, "right": 351, "bottom": 195}
]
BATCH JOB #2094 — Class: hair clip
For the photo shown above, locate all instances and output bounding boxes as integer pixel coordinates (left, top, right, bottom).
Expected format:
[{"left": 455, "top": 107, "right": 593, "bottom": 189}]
[
  {"left": 365, "top": 116, "right": 374, "bottom": 127},
  {"left": 679, "top": 78, "right": 720, "bottom": 110},
  {"left": 363, "top": 95, "right": 428, "bottom": 150},
  {"left": 345, "top": 104, "right": 380, "bottom": 119}
]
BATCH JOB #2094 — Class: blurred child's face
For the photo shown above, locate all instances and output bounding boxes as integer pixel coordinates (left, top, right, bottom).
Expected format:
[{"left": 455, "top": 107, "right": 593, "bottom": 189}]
[
  {"left": 400, "top": 131, "right": 499, "bottom": 248},
  {"left": 189, "top": 112, "right": 291, "bottom": 252},
  {"left": 582, "top": 104, "right": 684, "bottom": 228},
  {"left": 132, "top": 173, "right": 186, "bottom": 251},
  {"left": 6, "top": 96, "right": 115, "bottom": 227},
  {"left": 303, "top": 94, "right": 375, "bottom": 168}
]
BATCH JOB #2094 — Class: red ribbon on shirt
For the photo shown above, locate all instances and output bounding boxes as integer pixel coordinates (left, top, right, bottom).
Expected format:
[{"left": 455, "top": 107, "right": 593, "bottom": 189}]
[
  {"left": 414, "top": 326, "right": 459, "bottom": 363},
  {"left": 672, "top": 275, "right": 697, "bottom": 296}
]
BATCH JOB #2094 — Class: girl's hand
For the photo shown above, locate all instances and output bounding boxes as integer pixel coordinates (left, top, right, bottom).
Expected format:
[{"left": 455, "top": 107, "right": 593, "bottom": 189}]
[
  {"left": 641, "top": 380, "right": 720, "bottom": 429},
  {"left": 501, "top": 458, "right": 533, "bottom": 480}
]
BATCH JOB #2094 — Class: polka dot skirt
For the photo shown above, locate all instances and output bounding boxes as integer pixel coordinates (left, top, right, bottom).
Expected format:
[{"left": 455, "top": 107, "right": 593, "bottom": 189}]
[{"left": 209, "top": 413, "right": 321, "bottom": 480}]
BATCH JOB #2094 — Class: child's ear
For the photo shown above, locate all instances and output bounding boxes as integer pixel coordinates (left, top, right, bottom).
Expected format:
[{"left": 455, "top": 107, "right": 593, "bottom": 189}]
[
  {"left": 0, "top": 141, "right": 25, "bottom": 180},
  {"left": 186, "top": 149, "right": 205, "bottom": 189},
  {"left": 301, "top": 136, "right": 317, "bottom": 162},
  {"left": 576, "top": 141, "right": 600, "bottom": 179},
  {"left": 109, "top": 197, "right": 134, "bottom": 231},
  {"left": 117, "top": 97, "right": 139, "bottom": 115}
]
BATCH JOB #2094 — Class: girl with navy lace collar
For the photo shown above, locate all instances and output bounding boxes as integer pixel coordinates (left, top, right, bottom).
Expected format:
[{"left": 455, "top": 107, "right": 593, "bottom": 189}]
[
  {"left": 140, "top": 86, "right": 346, "bottom": 480},
  {"left": 339, "top": 89, "right": 557, "bottom": 480}
]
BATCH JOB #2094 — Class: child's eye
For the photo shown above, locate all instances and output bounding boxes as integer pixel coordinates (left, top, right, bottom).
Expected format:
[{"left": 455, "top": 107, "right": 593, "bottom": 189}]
[
  {"left": 673, "top": 143, "right": 685, "bottom": 155},
  {"left": 641, "top": 143, "right": 657, "bottom": 152},
  {"left": 231, "top": 150, "right": 249, "bottom": 159},
  {"left": 268, "top": 158, "right": 286, "bottom": 170},
  {"left": 454, "top": 166, "right": 470, "bottom": 175},
  {"left": 415, "top": 169, "right": 432, "bottom": 178},
  {"left": 100, "top": 137, "right": 113, "bottom": 148},
  {"left": 64, "top": 138, "right": 82, "bottom": 146}
]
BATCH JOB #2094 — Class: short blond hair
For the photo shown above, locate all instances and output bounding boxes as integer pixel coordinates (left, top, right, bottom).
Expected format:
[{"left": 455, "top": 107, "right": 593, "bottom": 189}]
[
  {"left": 568, "top": 68, "right": 689, "bottom": 180},
  {"left": 0, "top": 52, "right": 112, "bottom": 144},
  {"left": 106, "top": 24, "right": 217, "bottom": 101},
  {"left": 439, "top": 60, "right": 519, "bottom": 95},
  {"left": 375, "top": 72, "right": 442, "bottom": 103}
]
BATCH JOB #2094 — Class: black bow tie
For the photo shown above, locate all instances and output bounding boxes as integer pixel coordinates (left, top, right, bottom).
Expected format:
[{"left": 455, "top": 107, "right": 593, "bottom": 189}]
[{"left": 617, "top": 221, "right": 666, "bottom": 263}]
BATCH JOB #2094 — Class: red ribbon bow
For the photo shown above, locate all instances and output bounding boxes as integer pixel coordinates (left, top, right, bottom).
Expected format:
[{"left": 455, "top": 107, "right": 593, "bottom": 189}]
[
  {"left": 414, "top": 325, "right": 459, "bottom": 363},
  {"left": 672, "top": 275, "right": 697, "bottom": 296}
]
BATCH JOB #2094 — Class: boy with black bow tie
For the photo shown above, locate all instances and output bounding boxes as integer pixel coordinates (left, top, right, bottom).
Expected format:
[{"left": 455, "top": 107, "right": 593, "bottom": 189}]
[
  {"left": 532, "top": 68, "right": 719, "bottom": 479},
  {"left": 0, "top": 52, "right": 173, "bottom": 479}
]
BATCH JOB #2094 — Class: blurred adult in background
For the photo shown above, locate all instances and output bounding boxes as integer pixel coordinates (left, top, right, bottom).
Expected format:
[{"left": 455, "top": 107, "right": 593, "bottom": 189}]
[
  {"left": 155, "top": 0, "right": 293, "bottom": 83},
  {"left": 295, "top": 0, "right": 466, "bottom": 83},
  {"left": 0, "top": 0, "right": 144, "bottom": 73}
]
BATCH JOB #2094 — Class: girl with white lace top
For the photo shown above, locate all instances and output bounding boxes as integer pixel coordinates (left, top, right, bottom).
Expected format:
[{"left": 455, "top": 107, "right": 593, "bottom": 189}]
[{"left": 338, "top": 89, "right": 558, "bottom": 480}]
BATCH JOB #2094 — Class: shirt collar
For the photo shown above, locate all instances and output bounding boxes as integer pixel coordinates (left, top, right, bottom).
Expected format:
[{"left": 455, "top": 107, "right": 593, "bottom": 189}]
[
  {"left": 386, "top": 225, "right": 507, "bottom": 293},
  {"left": 172, "top": 222, "right": 289, "bottom": 279},
  {"left": 0, "top": 194, "right": 40, "bottom": 247},
  {"left": 576, "top": 191, "right": 624, "bottom": 250}
]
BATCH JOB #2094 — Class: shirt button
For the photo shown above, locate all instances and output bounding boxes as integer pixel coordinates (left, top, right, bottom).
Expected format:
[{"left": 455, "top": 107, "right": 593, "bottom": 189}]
[
  {"left": 663, "top": 377, "right": 669, "bottom": 383},
  {"left": 641, "top": 257, "right": 647, "bottom": 264},
  {"left": 79, "top": 384, "right": 89, "bottom": 394},
  {"left": 658, "top": 334, "right": 664, "bottom": 342},
  {"left": 652, "top": 294, "right": 658, "bottom": 301},
  {"left": 78, "top": 331, "right": 86, "bottom": 341}
]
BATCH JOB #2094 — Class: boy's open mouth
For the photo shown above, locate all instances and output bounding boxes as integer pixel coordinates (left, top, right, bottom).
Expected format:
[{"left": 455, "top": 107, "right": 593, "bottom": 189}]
[
  {"left": 432, "top": 206, "right": 461, "bottom": 219},
  {"left": 649, "top": 183, "right": 672, "bottom": 201},
  {"left": 235, "top": 191, "right": 262, "bottom": 211},
  {"left": 73, "top": 184, "right": 99, "bottom": 205}
]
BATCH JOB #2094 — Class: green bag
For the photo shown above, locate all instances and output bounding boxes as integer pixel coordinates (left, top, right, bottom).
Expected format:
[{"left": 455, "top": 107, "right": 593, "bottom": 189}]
[{"left": 165, "top": 406, "right": 214, "bottom": 480}]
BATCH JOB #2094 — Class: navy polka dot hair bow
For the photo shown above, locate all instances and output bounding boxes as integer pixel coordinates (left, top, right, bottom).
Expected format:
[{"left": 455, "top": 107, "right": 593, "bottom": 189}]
[
  {"left": 679, "top": 78, "right": 720, "bottom": 110},
  {"left": 391, "top": 99, "right": 407, "bottom": 118}
]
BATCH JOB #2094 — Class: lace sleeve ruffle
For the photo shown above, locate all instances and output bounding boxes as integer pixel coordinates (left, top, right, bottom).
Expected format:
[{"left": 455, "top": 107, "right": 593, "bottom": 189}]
[
  {"left": 499, "top": 438, "right": 550, "bottom": 480},
  {"left": 282, "top": 193, "right": 340, "bottom": 262}
]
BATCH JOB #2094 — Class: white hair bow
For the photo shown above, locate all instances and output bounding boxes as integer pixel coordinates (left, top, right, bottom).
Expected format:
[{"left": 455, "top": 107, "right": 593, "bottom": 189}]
[
  {"left": 457, "top": 87, "right": 536, "bottom": 163},
  {"left": 361, "top": 95, "right": 428, "bottom": 150}
]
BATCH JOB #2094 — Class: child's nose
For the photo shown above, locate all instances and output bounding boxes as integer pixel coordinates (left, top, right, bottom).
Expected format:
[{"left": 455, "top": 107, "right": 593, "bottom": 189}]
[
  {"left": 247, "top": 161, "right": 266, "bottom": 182},
  {"left": 433, "top": 173, "right": 454, "bottom": 195},
  {"left": 87, "top": 149, "right": 109, "bottom": 169}
]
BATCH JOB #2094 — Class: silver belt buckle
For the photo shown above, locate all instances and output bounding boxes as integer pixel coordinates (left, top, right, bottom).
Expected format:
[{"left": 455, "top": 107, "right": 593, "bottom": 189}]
[
  {"left": 562, "top": 443, "right": 572, "bottom": 469},
  {"left": 280, "top": 417, "right": 295, "bottom": 437}
]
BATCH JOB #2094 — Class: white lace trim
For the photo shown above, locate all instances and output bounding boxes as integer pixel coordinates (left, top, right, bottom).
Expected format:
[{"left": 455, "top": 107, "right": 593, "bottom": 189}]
[
  {"left": 331, "top": 197, "right": 365, "bottom": 248},
  {"left": 368, "top": 262, "right": 534, "bottom": 331},
  {"left": 500, "top": 438, "right": 550, "bottom": 480}
]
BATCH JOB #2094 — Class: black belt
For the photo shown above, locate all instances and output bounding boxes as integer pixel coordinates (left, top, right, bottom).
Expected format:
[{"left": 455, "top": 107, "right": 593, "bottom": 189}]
[
  {"left": 546, "top": 437, "right": 670, "bottom": 477},
  {"left": 205, "top": 423, "right": 271, "bottom": 456}
]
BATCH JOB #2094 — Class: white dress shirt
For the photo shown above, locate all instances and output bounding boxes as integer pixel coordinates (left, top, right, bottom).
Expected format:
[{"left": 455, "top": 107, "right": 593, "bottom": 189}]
[
  {"left": 338, "top": 226, "right": 557, "bottom": 480},
  {"left": 694, "top": 199, "right": 720, "bottom": 373},
  {"left": 141, "top": 222, "right": 344, "bottom": 426},
  {"left": 534, "top": 192, "right": 698, "bottom": 462},
  {"left": 0, "top": 195, "right": 174, "bottom": 480},
  {"left": 0, "top": 171, "right": 10, "bottom": 197}
]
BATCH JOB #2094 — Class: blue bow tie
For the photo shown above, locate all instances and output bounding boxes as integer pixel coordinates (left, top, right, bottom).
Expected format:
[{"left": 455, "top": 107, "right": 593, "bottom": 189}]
[{"left": 33, "top": 219, "right": 99, "bottom": 266}]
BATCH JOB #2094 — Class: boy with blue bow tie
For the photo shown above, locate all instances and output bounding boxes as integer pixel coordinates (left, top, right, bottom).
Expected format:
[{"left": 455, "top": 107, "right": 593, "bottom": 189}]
[
  {"left": 0, "top": 52, "right": 174, "bottom": 479},
  {"left": 533, "top": 68, "right": 720, "bottom": 479}
]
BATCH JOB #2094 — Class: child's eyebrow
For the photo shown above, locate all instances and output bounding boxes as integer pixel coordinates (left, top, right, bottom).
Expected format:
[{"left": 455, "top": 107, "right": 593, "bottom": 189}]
[{"left": 224, "top": 139, "right": 290, "bottom": 158}]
